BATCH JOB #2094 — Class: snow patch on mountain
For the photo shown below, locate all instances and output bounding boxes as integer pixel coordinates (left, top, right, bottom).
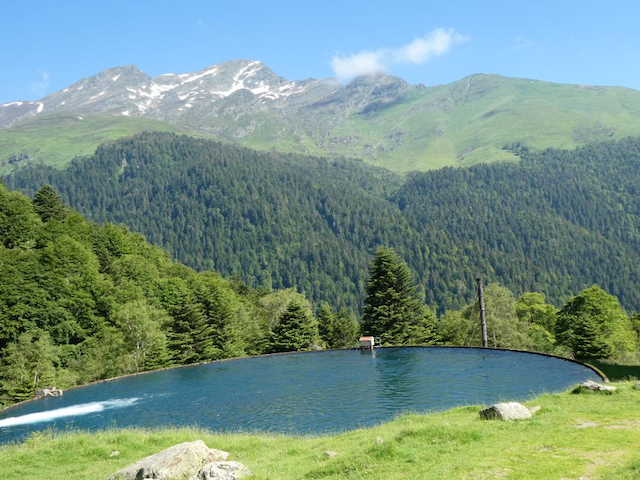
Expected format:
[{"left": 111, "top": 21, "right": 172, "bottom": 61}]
[{"left": 181, "top": 67, "right": 218, "bottom": 84}]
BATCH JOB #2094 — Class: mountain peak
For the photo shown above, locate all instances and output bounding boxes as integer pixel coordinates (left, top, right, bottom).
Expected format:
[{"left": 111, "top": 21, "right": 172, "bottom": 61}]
[{"left": 347, "top": 73, "right": 408, "bottom": 89}]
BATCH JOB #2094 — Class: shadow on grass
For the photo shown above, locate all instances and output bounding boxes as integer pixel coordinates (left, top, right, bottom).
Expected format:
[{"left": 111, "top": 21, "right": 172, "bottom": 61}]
[{"left": 587, "top": 361, "right": 640, "bottom": 381}]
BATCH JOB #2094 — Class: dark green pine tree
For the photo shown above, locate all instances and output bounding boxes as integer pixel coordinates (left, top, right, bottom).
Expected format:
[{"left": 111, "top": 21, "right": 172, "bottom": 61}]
[
  {"left": 572, "top": 316, "right": 614, "bottom": 359},
  {"left": 167, "top": 292, "right": 207, "bottom": 364},
  {"left": 32, "top": 184, "right": 67, "bottom": 222},
  {"left": 363, "top": 247, "right": 438, "bottom": 345},
  {"left": 269, "top": 301, "right": 320, "bottom": 353}
]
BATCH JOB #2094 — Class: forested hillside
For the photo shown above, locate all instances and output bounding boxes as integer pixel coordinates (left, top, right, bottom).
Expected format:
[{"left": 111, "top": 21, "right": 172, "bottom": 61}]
[
  {"left": 0, "top": 181, "right": 637, "bottom": 409},
  {"left": 5, "top": 133, "right": 640, "bottom": 313},
  {"left": 4, "top": 134, "right": 410, "bottom": 312},
  {"left": 395, "top": 138, "right": 640, "bottom": 310},
  {"left": 0, "top": 184, "right": 357, "bottom": 407}
]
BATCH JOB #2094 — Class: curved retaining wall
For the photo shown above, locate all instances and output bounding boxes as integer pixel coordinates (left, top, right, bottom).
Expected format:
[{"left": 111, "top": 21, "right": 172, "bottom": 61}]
[{"left": 368, "top": 345, "right": 609, "bottom": 382}]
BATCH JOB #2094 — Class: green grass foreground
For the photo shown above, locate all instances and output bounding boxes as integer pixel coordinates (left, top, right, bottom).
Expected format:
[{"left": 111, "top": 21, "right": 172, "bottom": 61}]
[{"left": 0, "top": 381, "right": 638, "bottom": 479}]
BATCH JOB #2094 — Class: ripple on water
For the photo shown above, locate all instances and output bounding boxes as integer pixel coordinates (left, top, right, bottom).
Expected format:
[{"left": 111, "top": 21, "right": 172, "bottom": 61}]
[{"left": 0, "top": 347, "right": 601, "bottom": 442}]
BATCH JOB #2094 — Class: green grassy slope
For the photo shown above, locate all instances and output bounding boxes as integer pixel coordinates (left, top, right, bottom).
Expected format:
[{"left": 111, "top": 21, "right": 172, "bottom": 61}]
[
  {"left": 4, "top": 75, "right": 640, "bottom": 173},
  {"left": 243, "top": 74, "right": 640, "bottom": 172},
  {"left": 0, "top": 113, "right": 185, "bottom": 174},
  {"left": 1, "top": 381, "right": 638, "bottom": 479}
]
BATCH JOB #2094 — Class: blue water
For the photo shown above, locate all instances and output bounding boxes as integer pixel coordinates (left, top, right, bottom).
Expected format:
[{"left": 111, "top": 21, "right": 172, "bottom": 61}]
[{"left": 0, "top": 347, "right": 601, "bottom": 443}]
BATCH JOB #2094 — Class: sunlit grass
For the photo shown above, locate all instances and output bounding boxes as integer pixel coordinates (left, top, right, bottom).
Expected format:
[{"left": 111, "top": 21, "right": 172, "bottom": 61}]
[{"left": 0, "top": 113, "right": 187, "bottom": 174}]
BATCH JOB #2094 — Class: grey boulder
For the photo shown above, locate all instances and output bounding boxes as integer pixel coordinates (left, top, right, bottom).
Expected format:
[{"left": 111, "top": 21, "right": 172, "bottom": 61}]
[
  {"left": 107, "top": 440, "right": 229, "bottom": 480},
  {"left": 479, "top": 402, "right": 532, "bottom": 420},
  {"left": 580, "top": 380, "right": 617, "bottom": 392},
  {"left": 193, "top": 461, "right": 252, "bottom": 479}
]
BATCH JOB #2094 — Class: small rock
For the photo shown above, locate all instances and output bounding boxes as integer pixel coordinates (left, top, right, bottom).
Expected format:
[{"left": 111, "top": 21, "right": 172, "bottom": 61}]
[
  {"left": 529, "top": 406, "right": 541, "bottom": 414},
  {"left": 376, "top": 437, "right": 384, "bottom": 444},
  {"left": 109, "top": 451, "right": 120, "bottom": 457},
  {"left": 34, "top": 387, "right": 63, "bottom": 398},
  {"left": 635, "top": 381, "right": 640, "bottom": 390},
  {"left": 107, "top": 440, "right": 228, "bottom": 480},
  {"left": 479, "top": 402, "right": 532, "bottom": 420},
  {"left": 324, "top": 451, "right": 338, "bottom": 458},
  {"left": 192, "top": 461, "right": 252, "bottom": 480},
  {"left": 580, "top": 381, "right": 617, "bottom": 392}
]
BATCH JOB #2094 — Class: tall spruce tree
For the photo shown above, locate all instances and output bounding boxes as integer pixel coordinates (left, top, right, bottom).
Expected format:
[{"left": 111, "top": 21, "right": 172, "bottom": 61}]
[
  {"left": 32, "top": 184, "right": 67, "bottom": 222},
  {"left": 362, "top": 247, "right": 437, "bottom": 345}
]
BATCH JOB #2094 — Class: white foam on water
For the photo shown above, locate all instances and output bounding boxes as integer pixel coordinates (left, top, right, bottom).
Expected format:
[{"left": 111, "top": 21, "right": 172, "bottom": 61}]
[{"left": 0, "top": 398, "right": 140, "bottom": 428}]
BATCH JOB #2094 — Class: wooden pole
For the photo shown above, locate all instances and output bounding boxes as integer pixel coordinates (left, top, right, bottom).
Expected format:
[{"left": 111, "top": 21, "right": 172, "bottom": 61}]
[{"left": 477, "top": 278, "right": 488, "bottom": 348}]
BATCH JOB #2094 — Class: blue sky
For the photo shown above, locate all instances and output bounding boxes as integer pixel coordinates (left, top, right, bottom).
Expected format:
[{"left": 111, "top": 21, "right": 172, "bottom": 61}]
[{"left": 1, "top": 0, "right": 639, "bottom": 103}]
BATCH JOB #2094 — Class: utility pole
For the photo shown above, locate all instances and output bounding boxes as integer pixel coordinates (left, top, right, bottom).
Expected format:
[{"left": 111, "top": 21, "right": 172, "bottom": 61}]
[{"left": 477, "top": 278, "right": 488, "bottom": 348}]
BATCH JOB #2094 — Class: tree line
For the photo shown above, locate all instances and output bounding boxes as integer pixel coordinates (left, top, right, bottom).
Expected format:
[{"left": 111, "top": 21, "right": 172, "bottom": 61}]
[{"left": 364, "top": 247, "right": 638, "bottom": 362}]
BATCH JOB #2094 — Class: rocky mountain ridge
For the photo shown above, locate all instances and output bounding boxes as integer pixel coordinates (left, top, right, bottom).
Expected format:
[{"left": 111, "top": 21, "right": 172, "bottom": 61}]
[
  {"left": 0, "top": 60, "right": 413, "bottom": 133},
  {"left": 4, "top": 60, "right": 640, "bottom": 172}
]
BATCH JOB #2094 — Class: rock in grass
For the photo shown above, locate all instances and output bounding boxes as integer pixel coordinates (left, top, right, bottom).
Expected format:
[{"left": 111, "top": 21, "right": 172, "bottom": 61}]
[
  {"left": 479, "top": 402, "right": 532, "bottom": 420},
  {"left": 324, "top": 451, "right": 338, "bottom": 458},
  {"left": 635, "top": 381, "right": 640, "bottom": 390},
  {"left": 194, "top": 461, "right": 252, "bottom": 479},
  {"left": 579, "top": 381, "right": 617, "bottom": 392},
  {"left": 107, "top": 440, "right": 228, "bottom": 480}
]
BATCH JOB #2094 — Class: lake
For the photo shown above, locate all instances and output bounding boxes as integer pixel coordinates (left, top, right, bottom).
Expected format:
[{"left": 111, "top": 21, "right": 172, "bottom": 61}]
[{"left": 0, "top": 347, "right": 602, "bottom": 443}]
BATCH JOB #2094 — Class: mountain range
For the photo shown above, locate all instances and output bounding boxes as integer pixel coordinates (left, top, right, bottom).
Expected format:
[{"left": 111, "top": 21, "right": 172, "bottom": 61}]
[{"left": 3, "top": 60, "right": 640, "bottom": 172}]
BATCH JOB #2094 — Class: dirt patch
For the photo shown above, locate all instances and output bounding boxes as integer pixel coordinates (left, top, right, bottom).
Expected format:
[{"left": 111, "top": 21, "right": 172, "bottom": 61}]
[
  {"left": 603, "top": 420, "right": 640, "bottom": 430},
  {"left": 574, "top": 421, "right": 599, "bottom": 429}
]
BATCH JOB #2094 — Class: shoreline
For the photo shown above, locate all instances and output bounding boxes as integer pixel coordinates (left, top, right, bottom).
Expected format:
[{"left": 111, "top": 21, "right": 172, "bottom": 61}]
[{"left": 0, "top": 345, "right": 608, "bottom": 414}]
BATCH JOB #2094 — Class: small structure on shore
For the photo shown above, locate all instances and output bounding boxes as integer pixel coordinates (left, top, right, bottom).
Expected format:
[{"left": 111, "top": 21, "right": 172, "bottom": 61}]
[
  {"left": 359, "top": 336, "right": 376, "bottom": 350},
  {"left": 34, "top": 387, "right": 63, "bottom": 398}
]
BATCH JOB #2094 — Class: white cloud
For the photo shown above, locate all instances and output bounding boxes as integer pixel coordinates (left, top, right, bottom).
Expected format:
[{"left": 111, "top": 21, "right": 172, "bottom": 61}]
[
  {"left": 330, "top": 28, "right": 466, "bottom": 81},
  {"left": 30, "top": 71, "right": 50, "bottom": 98},
  {"left": 330, "top": 51, "right": 387, "bottom": 79}
]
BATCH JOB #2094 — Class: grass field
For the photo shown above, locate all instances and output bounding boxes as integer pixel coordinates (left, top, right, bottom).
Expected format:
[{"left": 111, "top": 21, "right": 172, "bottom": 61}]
[
  {"left": 0, "top": 113, "right": 186, "bottom": 174},
  {"left": 1, "top": 380, "right": 638, "bottom": 479}
]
